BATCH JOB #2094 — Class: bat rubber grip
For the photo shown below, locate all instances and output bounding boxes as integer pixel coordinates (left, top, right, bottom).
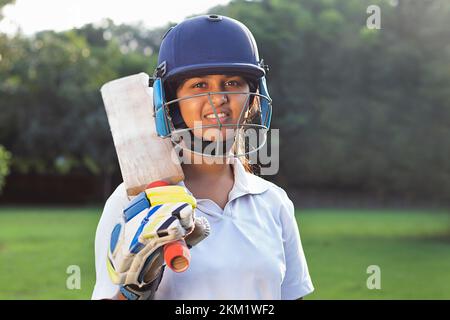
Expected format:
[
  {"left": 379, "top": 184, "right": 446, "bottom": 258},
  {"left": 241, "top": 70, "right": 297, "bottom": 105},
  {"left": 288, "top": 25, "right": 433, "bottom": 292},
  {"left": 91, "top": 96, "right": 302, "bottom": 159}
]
[
  {"left": 146, "top": 181, "right": 191, "bottom": 273},
  {"left": 163, "top": 239, "right": 191, "bottom": 273}
]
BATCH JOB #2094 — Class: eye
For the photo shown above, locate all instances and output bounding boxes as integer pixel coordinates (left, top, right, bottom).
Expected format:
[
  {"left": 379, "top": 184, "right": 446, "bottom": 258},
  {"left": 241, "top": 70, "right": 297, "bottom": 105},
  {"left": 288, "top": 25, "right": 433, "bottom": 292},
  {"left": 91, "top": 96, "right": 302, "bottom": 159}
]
[
  {"left": 225, "top": 80, "right": 241, "bottom": 87},
  {"left": 192, "top": 82, "right": 207, "bottom": 89}
]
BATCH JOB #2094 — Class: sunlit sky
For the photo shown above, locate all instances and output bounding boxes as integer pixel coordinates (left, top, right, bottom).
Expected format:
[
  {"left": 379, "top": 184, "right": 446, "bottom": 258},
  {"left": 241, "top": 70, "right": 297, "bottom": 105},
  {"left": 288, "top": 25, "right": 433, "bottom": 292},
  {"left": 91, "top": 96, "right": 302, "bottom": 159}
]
[{"left": 0, "top": 0, "right": 232, "bottom": 35}]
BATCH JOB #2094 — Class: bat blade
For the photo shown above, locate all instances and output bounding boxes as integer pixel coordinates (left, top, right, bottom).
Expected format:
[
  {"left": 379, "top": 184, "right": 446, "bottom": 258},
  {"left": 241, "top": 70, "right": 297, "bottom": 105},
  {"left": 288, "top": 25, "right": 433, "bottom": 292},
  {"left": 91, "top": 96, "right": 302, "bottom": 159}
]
[
  {"left": 101, "top": 72, "right": 183, "bottom": 197},
  {"left": 101, "top": 73, "right": 194, "bottom": 274}
]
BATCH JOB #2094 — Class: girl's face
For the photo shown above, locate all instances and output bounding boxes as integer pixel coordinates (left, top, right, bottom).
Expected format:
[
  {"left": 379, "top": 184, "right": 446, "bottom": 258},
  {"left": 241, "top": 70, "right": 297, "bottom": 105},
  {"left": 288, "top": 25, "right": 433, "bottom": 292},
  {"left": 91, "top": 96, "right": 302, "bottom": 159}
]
[{"left": 175, "top": 74, "right": 250, "bottom": 141}]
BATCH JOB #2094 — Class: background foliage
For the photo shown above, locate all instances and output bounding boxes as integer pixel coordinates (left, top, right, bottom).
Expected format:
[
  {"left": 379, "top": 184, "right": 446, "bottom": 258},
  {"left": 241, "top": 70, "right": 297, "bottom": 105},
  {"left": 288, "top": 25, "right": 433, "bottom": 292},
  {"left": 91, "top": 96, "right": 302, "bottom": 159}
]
[
  {"left": 0, "top": 145, "right": 11, "bottom": 192},
  {"left": 1, "top": 0, "right": 449, "bottom": 205}
]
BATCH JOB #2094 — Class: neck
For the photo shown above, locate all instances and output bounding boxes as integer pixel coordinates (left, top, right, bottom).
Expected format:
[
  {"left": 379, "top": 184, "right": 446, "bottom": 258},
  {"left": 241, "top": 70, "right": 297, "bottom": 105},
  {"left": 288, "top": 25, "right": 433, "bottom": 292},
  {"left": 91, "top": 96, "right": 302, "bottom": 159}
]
[{"left": 181, "top": 151, "right": 234, "bottom": 181}]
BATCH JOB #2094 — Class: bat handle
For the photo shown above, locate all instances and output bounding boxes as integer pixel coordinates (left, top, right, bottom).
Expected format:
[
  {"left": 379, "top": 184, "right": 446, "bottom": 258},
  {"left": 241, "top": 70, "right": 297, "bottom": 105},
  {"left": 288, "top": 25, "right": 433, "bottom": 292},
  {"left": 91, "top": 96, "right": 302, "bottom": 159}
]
[
  {"left": 146, "top": 181, "right": 191, "bottom": 273},
  {"left": 163, "top": 239, "right": 191, "bottom": 272}
]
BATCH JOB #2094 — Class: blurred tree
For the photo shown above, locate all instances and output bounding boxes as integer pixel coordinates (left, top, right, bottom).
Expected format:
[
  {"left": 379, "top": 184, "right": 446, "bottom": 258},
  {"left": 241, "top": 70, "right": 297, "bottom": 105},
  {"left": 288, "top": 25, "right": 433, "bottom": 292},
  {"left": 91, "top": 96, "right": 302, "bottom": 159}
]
[
  {"left": 0, "top": 0, "right": 449, "bottom": 204},
  {"left": 211, "top": 0, "right": 450, "bottom": 203},
  {"left": 0, "top": 145, "right": 11, "bottom": 193},
  {"left": 0, "top": 20, "right": 168, "bottom": 198},
  {"left": 0, "top": 0, "right": 14, "bottom": 20},
  {"left": 0, "top": 0, "right": 17, "bottom": 76}
]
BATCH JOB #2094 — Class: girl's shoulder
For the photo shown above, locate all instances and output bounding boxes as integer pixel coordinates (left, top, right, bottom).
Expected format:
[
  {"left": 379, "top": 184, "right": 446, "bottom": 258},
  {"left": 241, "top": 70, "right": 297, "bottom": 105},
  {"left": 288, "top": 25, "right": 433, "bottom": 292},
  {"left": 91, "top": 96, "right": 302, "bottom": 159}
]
[
  {"left": 243, "top": 173, "right": 297, "bottom": 223},
  {"left": 245, "top": 172, "right": 293, "bottom": 204}
]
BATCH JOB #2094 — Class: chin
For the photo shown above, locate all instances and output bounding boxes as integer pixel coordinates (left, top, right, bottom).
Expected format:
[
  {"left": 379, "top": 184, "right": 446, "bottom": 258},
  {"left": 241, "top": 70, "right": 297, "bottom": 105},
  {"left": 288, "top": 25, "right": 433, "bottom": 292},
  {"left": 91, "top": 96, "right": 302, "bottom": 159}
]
[{"left": 200, "top": 127, "right": 237, "bottom": 142}]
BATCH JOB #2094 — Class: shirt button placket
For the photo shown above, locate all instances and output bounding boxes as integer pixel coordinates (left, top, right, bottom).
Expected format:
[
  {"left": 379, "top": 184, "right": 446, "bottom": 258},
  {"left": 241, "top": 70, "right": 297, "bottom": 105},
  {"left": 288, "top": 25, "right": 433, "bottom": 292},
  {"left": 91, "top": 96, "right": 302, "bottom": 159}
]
[{"left": 223, "top": 200, "right": 233, "bottom": 218}]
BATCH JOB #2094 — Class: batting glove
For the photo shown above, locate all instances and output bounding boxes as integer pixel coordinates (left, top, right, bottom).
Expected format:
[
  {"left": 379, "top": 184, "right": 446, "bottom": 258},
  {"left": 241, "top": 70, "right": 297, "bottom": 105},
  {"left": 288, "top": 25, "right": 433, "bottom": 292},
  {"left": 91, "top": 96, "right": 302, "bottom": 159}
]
[{"left": 107, "top": 185, "right": 209, "bottom": 300}]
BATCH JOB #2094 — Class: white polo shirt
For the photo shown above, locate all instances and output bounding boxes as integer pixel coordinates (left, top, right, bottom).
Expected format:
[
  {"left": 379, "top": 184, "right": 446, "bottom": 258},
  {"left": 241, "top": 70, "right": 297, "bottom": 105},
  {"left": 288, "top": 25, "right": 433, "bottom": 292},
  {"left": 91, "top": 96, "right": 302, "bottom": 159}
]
[{"left": 92, "top": 160, "right": 314, "bottom": 300}]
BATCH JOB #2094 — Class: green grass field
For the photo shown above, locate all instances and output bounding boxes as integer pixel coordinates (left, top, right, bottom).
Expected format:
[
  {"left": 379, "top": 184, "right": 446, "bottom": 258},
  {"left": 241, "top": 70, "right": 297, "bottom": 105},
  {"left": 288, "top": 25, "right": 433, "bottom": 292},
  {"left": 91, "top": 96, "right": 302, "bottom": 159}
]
[{"left": 0, "top": 207, "right": 449, "bottom": 299}]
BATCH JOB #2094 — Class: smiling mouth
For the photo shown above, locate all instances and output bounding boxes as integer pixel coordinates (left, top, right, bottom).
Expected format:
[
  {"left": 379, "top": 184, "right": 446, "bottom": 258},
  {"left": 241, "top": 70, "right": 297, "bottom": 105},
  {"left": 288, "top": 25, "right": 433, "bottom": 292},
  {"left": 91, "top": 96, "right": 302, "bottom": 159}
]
[{"left": 204, "top": 112, "right": 230, "bottom": 120}]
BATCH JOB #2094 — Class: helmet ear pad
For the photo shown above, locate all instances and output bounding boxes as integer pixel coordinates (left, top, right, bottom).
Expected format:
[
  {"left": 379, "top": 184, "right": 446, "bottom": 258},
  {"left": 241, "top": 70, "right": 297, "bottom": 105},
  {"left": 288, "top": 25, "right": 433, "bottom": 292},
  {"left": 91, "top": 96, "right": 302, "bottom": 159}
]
[
  {"left": 258, "top": 77, "right": 271, "bottom": 128},
  {"left": 236, "top": 77, "right": 272, "bottom": 129},
  {"left": 153, "top": 78, "right": 171, "bottom": 137}
]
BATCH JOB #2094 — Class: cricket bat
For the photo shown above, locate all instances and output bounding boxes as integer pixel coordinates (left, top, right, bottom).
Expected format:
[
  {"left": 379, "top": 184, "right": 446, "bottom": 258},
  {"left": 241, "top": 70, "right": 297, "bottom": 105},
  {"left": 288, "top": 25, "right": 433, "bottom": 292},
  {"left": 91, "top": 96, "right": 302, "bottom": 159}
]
[{"left": 101, "top": 72, "right": 190, "bottom": 272}]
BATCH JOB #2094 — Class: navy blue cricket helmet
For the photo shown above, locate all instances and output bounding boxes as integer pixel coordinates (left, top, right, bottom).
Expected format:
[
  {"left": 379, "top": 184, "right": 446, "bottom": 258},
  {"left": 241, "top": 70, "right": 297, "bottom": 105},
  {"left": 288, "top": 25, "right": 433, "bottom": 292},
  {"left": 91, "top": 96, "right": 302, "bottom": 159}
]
[{"left": 152, "top": 14, "right": 272, "bottom": 137}]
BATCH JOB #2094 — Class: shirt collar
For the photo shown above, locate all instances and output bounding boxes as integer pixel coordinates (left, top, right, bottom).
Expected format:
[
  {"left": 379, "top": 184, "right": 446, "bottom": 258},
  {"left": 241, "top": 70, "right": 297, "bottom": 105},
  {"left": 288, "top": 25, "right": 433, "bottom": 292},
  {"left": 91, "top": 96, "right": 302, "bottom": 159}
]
[{"left": 230, "top": 158, "right": 270, "bottom": 199}]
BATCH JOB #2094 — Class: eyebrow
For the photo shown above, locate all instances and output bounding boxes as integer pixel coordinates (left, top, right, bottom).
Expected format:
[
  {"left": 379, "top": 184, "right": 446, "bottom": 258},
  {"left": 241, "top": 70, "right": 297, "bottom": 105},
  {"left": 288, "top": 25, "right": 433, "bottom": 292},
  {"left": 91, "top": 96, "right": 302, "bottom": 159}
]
[
  {"left": 178, "top": 75, "right": 244, "bottom": 91},
  {"left": 183, "top": 75, "right": 241, "bottom": 83}
]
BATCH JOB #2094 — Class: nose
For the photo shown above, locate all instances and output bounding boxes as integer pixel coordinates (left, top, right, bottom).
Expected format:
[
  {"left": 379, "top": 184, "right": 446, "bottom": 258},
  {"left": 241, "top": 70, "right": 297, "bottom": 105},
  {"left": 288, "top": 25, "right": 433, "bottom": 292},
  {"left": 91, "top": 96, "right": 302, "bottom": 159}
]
[{"left": 208, "top": 92, "right": 228, "bottom": 108}]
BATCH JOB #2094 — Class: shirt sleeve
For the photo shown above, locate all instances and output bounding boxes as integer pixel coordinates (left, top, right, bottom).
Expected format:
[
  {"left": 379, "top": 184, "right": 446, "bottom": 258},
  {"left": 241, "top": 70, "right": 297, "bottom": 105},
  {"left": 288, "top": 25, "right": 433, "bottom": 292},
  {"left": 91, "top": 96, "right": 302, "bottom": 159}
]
[
  {"left": 91, "top": 183, "right": 128, "bottom": 300},
  {"left": 279, "top": 193, "right": 314, "bottom": 300}
]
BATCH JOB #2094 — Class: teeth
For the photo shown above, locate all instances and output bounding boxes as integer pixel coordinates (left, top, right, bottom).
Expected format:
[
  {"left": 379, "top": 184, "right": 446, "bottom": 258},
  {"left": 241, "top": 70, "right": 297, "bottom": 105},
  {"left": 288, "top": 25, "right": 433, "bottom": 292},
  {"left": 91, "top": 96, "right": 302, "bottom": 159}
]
[{"left": 205, "top": 112, "right": 227, "bottom": 119}]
